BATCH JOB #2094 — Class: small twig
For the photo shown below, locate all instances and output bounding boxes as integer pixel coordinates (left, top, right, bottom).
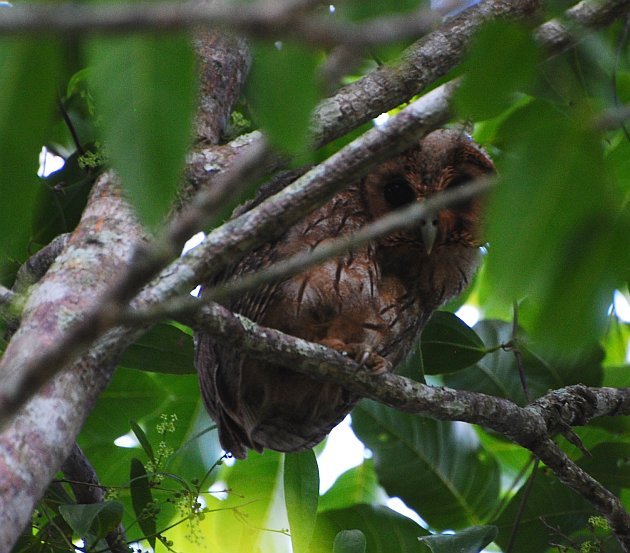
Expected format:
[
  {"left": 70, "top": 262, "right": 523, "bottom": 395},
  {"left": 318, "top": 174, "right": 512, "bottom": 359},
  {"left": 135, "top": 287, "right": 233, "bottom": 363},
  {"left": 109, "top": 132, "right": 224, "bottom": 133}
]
[
  {"left": 511, "top": 301, "right": 531, "bottom": 404},
  {"left": 13, "top": 233, "right": 70, "bottom": 294},
  {"left": 506, "top": 460, "right": 539, "bottom": 553}
]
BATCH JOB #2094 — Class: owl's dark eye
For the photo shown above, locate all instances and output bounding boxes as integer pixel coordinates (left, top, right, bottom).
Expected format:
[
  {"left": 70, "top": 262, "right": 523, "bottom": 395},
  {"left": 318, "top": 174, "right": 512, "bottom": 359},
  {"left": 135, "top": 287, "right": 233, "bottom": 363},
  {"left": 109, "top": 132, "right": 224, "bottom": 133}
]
[{"left": 383, "top": 178, "right": 415, "bottom": 208}]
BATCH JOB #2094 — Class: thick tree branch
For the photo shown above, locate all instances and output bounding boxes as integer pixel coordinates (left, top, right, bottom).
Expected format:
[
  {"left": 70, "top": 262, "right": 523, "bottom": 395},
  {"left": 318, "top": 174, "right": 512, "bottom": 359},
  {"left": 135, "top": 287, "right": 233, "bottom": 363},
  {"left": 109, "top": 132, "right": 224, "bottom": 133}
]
[
  {"left": 194, "top": 30, "right": 251, "bottom": 144},
  {"left": 535, "top": 0, "right": 630, "bottom": 55},
  {"left": 0, "top": 177, "right": 145, "bottom": 553},
  {"left": 189, "top": 300, "right": 630, "bottom": 548}
]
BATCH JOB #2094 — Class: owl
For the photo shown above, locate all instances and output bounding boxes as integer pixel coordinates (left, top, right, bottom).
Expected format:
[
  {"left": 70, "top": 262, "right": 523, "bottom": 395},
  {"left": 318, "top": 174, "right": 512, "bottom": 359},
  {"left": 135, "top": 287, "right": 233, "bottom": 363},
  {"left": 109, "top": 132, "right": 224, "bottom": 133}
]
[{"left": 195, "top": 129, "right": 495, "bottom": 459}]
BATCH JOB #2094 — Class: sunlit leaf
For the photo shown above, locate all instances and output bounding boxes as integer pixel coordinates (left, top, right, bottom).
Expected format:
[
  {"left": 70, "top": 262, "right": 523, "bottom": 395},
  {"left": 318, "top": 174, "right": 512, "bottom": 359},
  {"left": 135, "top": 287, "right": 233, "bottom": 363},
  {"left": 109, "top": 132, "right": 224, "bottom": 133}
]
[
  {"left": 204, "top": 450, "right": 284, "bottom": 552},
  {"left": 319, "top": 460, "right": 385, "bottom": 513},
  {"left": 86, "top": 35, "right": 196, "bottom": 225},
  {"left": 352, "top": 400, "right": 500, "bottom": 529}
]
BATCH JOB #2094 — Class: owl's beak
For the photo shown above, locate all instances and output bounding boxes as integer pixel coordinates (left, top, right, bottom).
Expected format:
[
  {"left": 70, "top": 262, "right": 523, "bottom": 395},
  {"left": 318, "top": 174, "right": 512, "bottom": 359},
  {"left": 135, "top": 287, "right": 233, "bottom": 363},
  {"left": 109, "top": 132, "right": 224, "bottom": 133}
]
[{"left": 420, "top": 217, "right": 439, "bottom": 254}]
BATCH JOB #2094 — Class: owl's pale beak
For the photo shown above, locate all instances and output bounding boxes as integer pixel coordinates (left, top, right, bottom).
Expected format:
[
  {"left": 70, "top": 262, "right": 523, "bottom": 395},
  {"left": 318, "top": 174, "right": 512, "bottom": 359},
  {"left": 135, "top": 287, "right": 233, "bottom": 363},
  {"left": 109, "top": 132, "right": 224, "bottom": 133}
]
[{"left": 420, "top": 217, "right": 439, "bottom": 254}]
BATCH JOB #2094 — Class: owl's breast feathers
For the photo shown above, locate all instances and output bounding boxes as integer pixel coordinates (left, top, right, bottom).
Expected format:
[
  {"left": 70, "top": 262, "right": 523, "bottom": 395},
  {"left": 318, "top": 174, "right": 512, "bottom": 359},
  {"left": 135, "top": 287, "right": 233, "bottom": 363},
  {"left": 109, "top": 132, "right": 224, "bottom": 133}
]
[{"left": 195, "top": 129, "right": 495, "bottom": 458}]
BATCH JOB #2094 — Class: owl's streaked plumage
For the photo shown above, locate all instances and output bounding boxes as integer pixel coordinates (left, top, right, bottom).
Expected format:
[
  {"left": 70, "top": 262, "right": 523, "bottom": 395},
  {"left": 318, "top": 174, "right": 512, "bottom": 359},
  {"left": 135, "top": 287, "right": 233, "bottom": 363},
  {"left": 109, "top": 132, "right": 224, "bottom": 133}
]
[{"left": 195, "top": 129, "right": 495, "bottom": 459}]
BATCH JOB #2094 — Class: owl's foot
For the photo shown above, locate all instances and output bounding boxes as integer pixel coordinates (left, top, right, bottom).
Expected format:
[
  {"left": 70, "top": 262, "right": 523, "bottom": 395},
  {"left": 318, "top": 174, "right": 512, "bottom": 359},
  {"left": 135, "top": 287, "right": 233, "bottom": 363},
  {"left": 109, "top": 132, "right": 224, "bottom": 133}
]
[{"left": 320, "top": 339, "right": 392, "bottom": 375}]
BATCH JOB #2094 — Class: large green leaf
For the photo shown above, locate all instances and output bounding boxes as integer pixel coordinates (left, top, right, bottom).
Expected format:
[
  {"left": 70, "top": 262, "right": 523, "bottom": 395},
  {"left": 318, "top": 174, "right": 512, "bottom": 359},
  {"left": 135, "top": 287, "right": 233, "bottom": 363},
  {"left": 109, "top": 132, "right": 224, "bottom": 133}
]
[
  {"left": 311, "top": 504, "right": 430, "bottom": 553},
  {"left": 284, "top": 450, "right": 319, "bottom": 553},
  {"left": 79, "top": 368, "right": 216, "bottom": 487},
  {"left": 443, "top": 319, "right": 604, "bottom": 406},
  {"left": 319, "top": 460, "right": 385, "bottom": 513},
  {"left": 0, "top": 38, "right": 62, "bottom": 282},
  {"left": 455, "top": 21, "right": 540, "bottom": 120},
  {"left": 86, "top": 35, "right": 195, "bottom": 225},
  {"left": 352, "top": 400, "right": 500, "bottom": 529},
  {"left": 485, "top": 100, "right": 626, "bottom": 351},
  {"left": 420, "top": 311, "right": 486, "bottom": 375},
  {"left": 493, "top": 471, "right": 594, "bottom": 553},
  {"left": 119, "top": 321, "right": 195, "bottom": 374},
  {"left": 420, "top": 525, "right": 498, "bottom": 553},
  {"left": 577, "top": 443, "right": 630, "bottom": 490},
  {"left": 59, "top": 501, "right": 123, "bottom": 548},
  {"left": 202, "top": 450, "right": 285, "bottom": 552},
  {"left": 246, "top": 41, "right": 320, "bottom": 154}
]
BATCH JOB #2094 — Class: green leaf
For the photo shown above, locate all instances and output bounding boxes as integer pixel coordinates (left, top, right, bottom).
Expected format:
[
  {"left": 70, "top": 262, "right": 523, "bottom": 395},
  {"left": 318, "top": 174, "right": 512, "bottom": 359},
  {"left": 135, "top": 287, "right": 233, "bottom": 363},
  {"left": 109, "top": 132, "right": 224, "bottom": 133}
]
[
  {"left": 130, "top": 420, "right": 155, "bottom": 462},
  {"left": 130, "top": 458, "right": 157, "bottom": 549},
  {"left": 319, "top": 460, "right": 384, "bottom": 513},
  {"left": 333, "top": 529, "right": 367, "bottom": 553},
  {"left": 119, "top": 321, "right": 195, "bottom": 374},
  {"left": 352, "top": 400, "right": 500, "bottom": 529},
  {"left": 203, "top": 450, "right": 284, "bottom": 552},
  {"left": 86, "top": 35, "right": 195, "bottom": 226},
  {"left": 79, "top": 368, "right": 214, "bottom": 488},
  {"left": 494, "top": 471, "right": 593, "bottom": 553},
  {"left": 32, "top": 151, "right": 94, "bottom": 247},
  {"left": 0, "top": 38, "right": 62, "bottom": 282},
  {"left": 455, "top": 21, "right": 540, "bottom": 120},
  {"left": 577, "top": 443, "right": 630, "bottom": 490},
  {"left": 420, "top": 311, "right": 486, "bottom": 375},
  {"left": 485, "top": 100, "right": 625, "bottom": 351},
  {"left": 246, "top": 41, "right": 320, "bottom": 154},
  {"left": 58, "top": 501, "right": 123, "bottom": 546},
  {"left": 443, "top": 319, "right": 604, "bottom": 406},
  {"left": 284, "top": 450, "right": 319, "bottom": 553},
  {"left": 420, "top": 525, "right": 498, "bottom": 553},
  {"left": 311, "top": 504, "right": 430, "bottom": 553}
]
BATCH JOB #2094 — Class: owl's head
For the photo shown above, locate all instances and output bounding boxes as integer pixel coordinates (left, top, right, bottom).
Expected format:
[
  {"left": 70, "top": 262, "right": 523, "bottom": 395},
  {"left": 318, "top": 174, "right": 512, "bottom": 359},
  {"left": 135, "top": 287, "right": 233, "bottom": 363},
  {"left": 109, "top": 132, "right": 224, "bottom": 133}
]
[{"left": 363, "top": 128, "right": 495, "bottom": 255}]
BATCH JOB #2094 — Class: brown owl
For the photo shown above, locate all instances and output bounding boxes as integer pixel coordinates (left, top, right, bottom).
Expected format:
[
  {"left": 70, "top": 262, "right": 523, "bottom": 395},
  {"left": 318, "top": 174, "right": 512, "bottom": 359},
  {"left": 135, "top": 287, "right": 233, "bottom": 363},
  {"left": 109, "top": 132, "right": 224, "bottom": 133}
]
[{"left": 195, "top": 129, "right": 495, "bottom": 459}]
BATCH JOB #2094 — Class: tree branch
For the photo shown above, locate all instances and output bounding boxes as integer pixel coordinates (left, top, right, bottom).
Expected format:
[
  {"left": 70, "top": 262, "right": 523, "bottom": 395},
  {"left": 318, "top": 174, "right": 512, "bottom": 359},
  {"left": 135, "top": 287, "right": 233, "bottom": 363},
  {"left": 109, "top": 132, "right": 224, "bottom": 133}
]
[
  {"left": 0, "top": 177, "right": 145, "bottom": 553},
  {"left": 0, "top": 0, "right": 439, "bottom": 48},
  {"left": 189, "top": 299, "right": 630, "bottom": 548}
]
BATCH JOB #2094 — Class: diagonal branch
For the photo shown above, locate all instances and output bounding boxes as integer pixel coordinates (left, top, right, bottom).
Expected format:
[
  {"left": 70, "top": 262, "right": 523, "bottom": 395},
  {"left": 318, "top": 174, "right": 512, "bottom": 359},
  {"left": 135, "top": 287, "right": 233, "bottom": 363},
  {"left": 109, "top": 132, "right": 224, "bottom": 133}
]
[
  {"left": 190, "top": 299, "right": 630, "bottom": 549},
  {"left": 0, "top": 0, "right": 439, "bottom": 48}
]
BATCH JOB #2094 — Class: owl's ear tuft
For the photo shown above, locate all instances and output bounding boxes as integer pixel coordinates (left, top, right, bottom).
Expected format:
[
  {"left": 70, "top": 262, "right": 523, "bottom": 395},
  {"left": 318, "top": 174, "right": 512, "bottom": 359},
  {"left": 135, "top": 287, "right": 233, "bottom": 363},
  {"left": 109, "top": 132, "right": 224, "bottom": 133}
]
[{"left": 383, "top": 177, "right": 415, "bottom": 208}]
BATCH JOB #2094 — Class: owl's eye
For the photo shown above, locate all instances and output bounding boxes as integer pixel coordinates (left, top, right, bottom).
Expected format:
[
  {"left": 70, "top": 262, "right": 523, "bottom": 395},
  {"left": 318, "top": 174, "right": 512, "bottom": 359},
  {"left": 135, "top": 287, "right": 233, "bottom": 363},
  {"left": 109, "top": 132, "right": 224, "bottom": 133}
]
[{"left": 383, "top": 178, "right": 415, "bottom": 208}]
